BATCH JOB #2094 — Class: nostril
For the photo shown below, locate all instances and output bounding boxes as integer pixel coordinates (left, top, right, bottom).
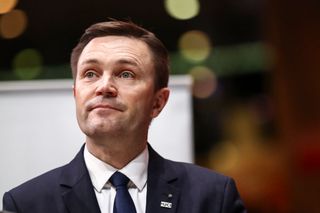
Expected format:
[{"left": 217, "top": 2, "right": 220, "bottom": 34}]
[
  {"left": 105, "top": 88, "right": 117, "bottom": 97},
  {"left": 96, "top": 83, "right": 118, "bottom": 97}
]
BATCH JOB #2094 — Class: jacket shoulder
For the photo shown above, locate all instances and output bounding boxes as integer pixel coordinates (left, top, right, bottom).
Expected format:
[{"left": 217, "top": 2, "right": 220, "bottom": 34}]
[
  {"left": 167, "top": 159, "right": 230, "bottom": 184},
  {"left": 7, "top": 145, "right": 85, "bottom": 198},
  {"left": 3, "top": 165, "right": 69, "bottom": 213},
  {"left": 162, "top": 160, "right": 246, "bottom": 212},
  {"left": 7, "top": 165, "right": 66, "bottom": 198}
]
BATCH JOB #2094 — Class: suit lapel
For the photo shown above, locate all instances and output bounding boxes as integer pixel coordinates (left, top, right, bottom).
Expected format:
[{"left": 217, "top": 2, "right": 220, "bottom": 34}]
[
  {"left": 146, "top": 145, "right": 180, "bottom": 213},
  {"left": 60, "top": 145, "right": 101, "bottom": 213},
  {"left": 58, "top": 144, "right": 181, "bottom": 213}
]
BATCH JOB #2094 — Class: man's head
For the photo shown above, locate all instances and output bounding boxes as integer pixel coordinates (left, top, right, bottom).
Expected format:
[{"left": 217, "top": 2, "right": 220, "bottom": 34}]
[
  {"left": 71, "top": 20, "right": 169, "bottom": 91},
  {"left": 71, "top": 20, "right": 170, "bottom": 142}
]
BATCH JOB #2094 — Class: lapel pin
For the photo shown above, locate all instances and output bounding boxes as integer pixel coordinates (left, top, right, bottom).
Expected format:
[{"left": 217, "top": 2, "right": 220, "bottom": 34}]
[
  {"left": 160, "top": 201, "right": 172, "bottom": 209},
  {"left": 168, "top": 193, "right": 173, "bottom": 198}
]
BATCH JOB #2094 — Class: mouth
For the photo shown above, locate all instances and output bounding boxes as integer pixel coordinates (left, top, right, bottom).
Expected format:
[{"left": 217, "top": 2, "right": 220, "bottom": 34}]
[{"left": 90, "top": 104, "right": 123, "bottom": 112}]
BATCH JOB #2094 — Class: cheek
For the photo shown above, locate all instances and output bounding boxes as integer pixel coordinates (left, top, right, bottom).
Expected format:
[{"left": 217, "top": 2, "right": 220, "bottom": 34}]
[
  {"left": 74, "top": 90, "right": 83, "bottom": 106},
  {"left": 135, "top": 93, "right": 156, "bottom": 115},
  {"left": 74, "top": 85, "right": 90, "bottom": 101},
  {"left": 74, "top": 89, "right": 90, "bottom": 115}
]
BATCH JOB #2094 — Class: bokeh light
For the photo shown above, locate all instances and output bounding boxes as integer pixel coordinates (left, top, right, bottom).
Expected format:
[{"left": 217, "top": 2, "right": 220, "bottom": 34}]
[
  {"left": 0, "top": 9, "right": 27, "bottom": 39},
  {"left": 165, "top": 0, "right": 200, "bottom": 20},
  {"left": 179, "top": 30, "right": 211, "bottom": 63},
  {"left": 13, "top": 49, "right": 43, "bottom": 80},
  {"left": 0, "top": 0, "right": 17, "bottom": 14},
  {"left": 209, "top": 141, "right": 240, "bottom": 172},
  {"left": 189, "top": 66, "right": 217, "bottom": 98}
]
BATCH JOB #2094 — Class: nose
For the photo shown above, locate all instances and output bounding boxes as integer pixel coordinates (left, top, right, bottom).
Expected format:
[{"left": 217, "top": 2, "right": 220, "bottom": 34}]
[{"left": 95, "top": 75, "right": 118, "bottom": 97}]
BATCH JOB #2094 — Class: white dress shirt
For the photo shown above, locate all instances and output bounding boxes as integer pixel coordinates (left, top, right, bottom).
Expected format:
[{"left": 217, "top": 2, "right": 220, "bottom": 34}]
[{"left": 84, "top": 144, "right": 148, "bottom": 213}]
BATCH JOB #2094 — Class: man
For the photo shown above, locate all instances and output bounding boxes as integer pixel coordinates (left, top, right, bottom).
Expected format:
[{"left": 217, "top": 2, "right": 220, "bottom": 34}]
[{"left": 2, "top": 20, "right": 246, "bottom": 213}]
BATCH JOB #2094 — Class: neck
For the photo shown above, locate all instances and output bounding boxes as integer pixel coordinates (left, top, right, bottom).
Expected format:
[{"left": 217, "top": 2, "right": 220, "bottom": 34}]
[{"left": 85, "top": 135, "right": 147, "bottom": 169}]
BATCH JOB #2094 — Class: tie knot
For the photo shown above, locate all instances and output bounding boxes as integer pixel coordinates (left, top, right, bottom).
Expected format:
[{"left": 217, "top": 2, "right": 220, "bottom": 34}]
[{"left": 110, "top": 172, "right": 130, "bottom": 188}]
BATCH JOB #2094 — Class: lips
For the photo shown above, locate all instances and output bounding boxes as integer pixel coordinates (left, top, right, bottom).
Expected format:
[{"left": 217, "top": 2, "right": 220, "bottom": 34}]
[
  {"left": 85, "top": 96, "right": 126, "bottom": 112},
  {"left": 90, "top": 104, "right": 123, "bottom": 112}
]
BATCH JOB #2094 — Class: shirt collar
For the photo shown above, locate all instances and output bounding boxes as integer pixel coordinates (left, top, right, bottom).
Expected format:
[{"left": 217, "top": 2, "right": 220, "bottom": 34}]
[{"left": 84, "top": 144, "right": 148, "bottom": 192}]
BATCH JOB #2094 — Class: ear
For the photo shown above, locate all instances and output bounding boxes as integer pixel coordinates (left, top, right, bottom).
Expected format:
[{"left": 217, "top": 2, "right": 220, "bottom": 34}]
[
  {"left": 72, "top": 84, "right": 76, "bottom": 97},
  {"left": 151, "top": 87, "right": 170, "bottom": 118}
]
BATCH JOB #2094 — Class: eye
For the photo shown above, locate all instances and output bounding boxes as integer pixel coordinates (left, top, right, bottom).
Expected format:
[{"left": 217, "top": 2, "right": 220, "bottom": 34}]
[
  {"left": 119, "top": 71, "right": 135, "bottom": 79},
  {"left": 84, "top": 71, "right": 98, "bottom": 79}
]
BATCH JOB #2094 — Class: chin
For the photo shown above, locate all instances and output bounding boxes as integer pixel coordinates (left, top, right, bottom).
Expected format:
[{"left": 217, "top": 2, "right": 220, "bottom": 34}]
[{"left": 85, "top": 124, "right": 123, "bottom": 137}]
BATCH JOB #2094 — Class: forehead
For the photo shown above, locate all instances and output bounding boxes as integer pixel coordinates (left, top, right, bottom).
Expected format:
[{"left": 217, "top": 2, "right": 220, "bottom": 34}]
[{"left": 78, "top": 36, "right": 153, "bottom": 66}]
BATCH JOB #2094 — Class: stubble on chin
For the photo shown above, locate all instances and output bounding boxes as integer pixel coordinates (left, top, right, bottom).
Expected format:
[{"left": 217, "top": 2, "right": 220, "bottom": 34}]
[{"left": 82, "top": 114, "right": 125, "bottom": 138}]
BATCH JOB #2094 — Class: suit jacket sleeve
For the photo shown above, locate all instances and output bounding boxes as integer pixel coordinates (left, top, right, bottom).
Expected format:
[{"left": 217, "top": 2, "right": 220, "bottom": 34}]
[
  {"left": 3, "top": 192, "right": 19, "bottom": 213},
  {"left": 222, "top": 178, "right": 246, "bottom": 213}
]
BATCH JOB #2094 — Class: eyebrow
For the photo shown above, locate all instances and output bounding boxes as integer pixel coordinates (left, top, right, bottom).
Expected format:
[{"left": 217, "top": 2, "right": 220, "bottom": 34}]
[
  {"left": 79, "top": 59, "right": 101, "bottom": 66},
  {"left": 79, "top": 58, "right": 139, "bottom": 67},
  {"left": 115, "top": 59, "right": 139, "bottom": 67}
]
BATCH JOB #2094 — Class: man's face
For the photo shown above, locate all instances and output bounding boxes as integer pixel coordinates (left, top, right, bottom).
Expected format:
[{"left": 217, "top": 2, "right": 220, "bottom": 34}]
[{"left": 74, "top": 36, "right": 168, "bottom": 139}]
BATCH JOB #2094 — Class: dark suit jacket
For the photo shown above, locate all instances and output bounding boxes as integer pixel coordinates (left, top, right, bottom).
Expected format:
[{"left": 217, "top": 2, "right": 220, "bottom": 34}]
[{"left": 3, "top": 145, "right": 246, "bottom": 213}]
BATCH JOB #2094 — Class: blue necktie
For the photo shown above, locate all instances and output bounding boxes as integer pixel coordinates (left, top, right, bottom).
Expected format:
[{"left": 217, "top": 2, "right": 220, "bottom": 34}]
[{"left": 110, "top": 172, "right": 137, "bottom": 213}]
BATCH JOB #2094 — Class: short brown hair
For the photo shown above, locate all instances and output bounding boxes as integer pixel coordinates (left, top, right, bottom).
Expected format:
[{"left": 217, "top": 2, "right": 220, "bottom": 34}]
[{"left": 70, "top": 20, "right": 169, "bottom": 90}]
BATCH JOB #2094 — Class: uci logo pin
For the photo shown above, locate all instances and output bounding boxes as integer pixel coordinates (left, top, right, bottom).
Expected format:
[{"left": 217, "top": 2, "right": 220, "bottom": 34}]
[{"left": 160, "top": 201, "right": 172, "bottom": 209}]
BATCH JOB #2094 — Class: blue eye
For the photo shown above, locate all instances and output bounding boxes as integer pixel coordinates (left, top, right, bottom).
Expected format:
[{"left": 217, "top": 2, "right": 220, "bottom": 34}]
[
  {"left": 119, "top": 71, "right": 134, "bottom": 79},
  {"left": 85, "top": 71, "right": 97, "bottom": 78}
]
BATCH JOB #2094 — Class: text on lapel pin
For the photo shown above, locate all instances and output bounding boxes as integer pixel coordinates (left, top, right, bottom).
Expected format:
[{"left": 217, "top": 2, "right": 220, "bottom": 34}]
[{"left": 160, "top": 201, "right": 172, "bottom": 209}]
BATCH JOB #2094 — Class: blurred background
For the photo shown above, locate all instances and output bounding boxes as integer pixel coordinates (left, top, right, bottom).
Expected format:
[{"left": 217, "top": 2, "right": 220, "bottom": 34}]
[{"left": 1, "top": 0, "right": 320, "bottom": 212}]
